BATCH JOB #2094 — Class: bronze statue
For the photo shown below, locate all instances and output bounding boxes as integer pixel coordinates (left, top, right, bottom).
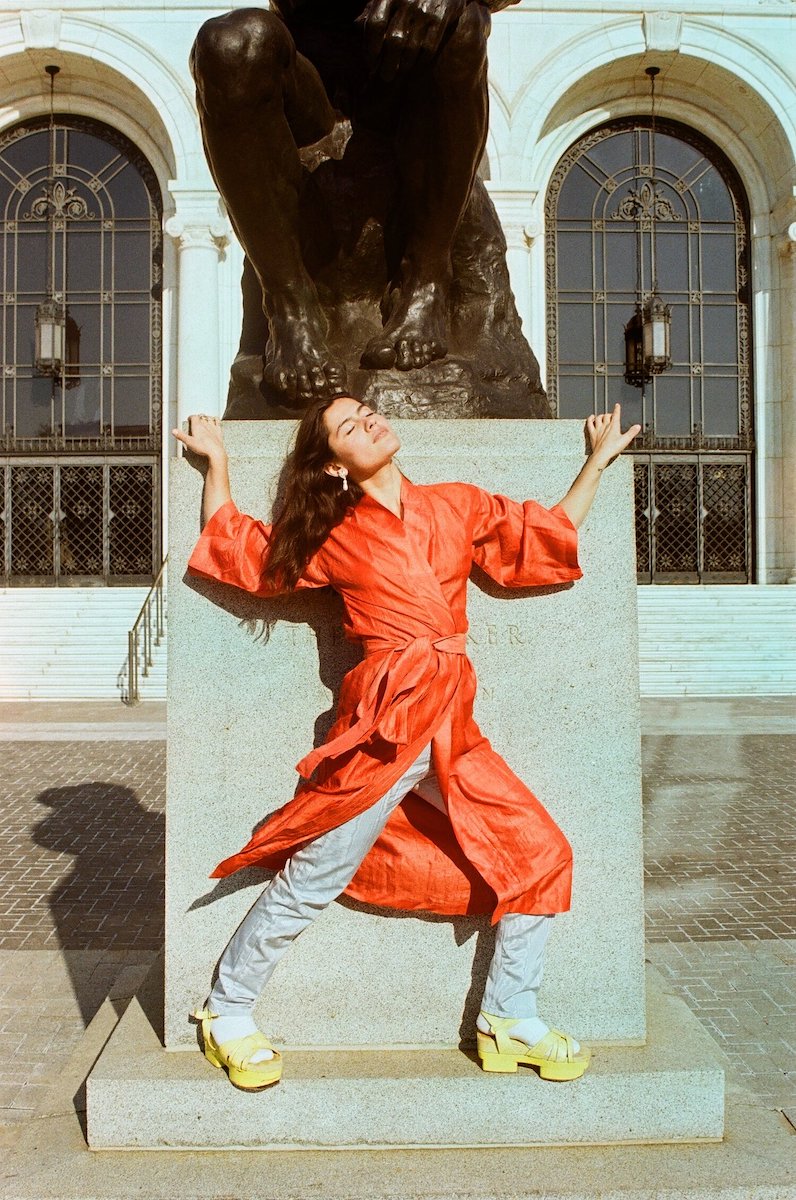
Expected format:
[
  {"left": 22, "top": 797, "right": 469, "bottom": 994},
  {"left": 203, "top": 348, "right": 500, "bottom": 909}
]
[{"left": 191, "top": 0, "right": 549, "bottom": 418}]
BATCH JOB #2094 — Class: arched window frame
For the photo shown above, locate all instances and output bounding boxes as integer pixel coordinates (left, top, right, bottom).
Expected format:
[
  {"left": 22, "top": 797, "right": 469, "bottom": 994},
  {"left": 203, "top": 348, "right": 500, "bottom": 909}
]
[
  {"left": 0, "top": 114, "right": 163, "bottom": 585},
  {"left": 545, "top": 117, "right": 754, "bottom": 584}
]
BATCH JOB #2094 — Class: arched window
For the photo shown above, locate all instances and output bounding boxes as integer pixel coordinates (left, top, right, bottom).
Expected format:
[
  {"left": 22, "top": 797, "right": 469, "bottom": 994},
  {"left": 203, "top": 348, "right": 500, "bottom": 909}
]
[
  {"left": 0, "top": 115, "right": 162, "bottom": 583},
  {"left": 546, "top": 119, "right": 753, "bottom": 583}
]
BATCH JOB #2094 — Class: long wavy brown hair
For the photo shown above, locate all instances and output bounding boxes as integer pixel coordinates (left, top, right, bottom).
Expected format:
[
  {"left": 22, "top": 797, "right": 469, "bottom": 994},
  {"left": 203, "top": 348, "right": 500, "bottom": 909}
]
[{"left": 263, "top": 396, "right": 364, "bottom": 591}]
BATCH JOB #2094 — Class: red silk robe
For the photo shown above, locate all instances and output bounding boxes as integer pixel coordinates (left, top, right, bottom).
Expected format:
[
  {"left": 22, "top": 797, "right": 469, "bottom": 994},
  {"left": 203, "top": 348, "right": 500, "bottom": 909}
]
[{"left": 187, "top": 476, "right": 582, "bottom": 922}]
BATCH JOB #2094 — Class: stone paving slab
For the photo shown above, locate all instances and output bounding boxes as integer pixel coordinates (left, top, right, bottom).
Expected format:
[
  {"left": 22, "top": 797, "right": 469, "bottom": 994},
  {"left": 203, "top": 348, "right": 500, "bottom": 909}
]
[
  {"left": 0, "top": 950, "right": 154, "bottom": 1123},
  {"left": 0, "top": 710, "right": 794, "bottom": 1191},
  {"left": 643, "top": 735, "right": 796, "bottom": 943},
  {"left": 1, "top": 1067, "right": 793, "bottom": 1199},
  {"left": 0, "top": 702, "right": 166, "bottom": 741}
]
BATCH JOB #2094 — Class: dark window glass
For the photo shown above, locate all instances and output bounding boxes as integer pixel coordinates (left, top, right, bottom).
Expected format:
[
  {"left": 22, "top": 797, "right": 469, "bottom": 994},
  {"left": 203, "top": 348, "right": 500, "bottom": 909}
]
[
  {"left": 113, "top": 304, "right": 150, "bottom": 365},
  {"left": 604, "top": 230, "right": 637, "bottom": 293},
  {"left": 13, "top": 230, "right": 49, "bottom": 296},
  {"left": 668, "top": 301, "right": 691, "bottom": 364},
  {"left": 653, "top": 375, "right": 692, "bottom": 438},
  {"left": 703, "top": 377, "right": 740, "bottom": 437},
  {"left": 15, "top": 304, "right": 37, "bottom": 368},
  {"left": 701, "top": 235, "right": 737, "bottom": 292},
  {"left": 66, "top": 130, "right": 119, "bottom": 178},
  {"left": 2, "top": 134, "right": 45, "bottom": 176},
  {"left": 702, "top": 307, "right": 738, "bottom": 364},
  {"left": 691, "top": 169, "right": 735, "bottom": 221},
  {"left": 68, "top": 303, "right": 101, "bottom": 365},
  {"left": 651, "top": 133, "right": 703, "bottom": 179},
  {"left": 13, "top": 376, "right": 53, "bottom": 437},
  {"left": 113, "top": 377, "right": 150, "bottom": 433},
  {"left": 558, "top": 304, "right": 594, "bottom": 364},
  {"left": 557, "top": 231, "right": 593, "bottom": 290},
  {"left": 583, "top": 132, "right": 634, "bottom": 180},
  {"left": 63, "top": 376, "right": 102, "bottom": 437},
  {"left": 557, "top": 163, "right": 597, "bottom": 219},
  {"left": 113, "top": 232, "right": 151, "bottom": 292},
  {"left": 606, "top": 375, "right": 643, "bottom": 426},
  {"left": 65, "top": 230, "right": 104, "bottom": 294},
  {"left": 557, "top": 374, "right": 595, "bottom": 420},
  {"left": 106, "top": 162, "right": 151, "bottom": 219},
  {"left": 655, "top": 230, "right": 689, "bottom": 293}
]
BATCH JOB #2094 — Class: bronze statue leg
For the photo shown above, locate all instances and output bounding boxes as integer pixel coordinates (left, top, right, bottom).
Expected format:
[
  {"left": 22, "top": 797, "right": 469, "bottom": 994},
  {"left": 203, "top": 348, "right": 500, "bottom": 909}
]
[
  {"left": 361, "top": 1, "right": 491, "bottom": 371},
  {"left": 191, "top": 9, "right": 348, "bottom": 406}
]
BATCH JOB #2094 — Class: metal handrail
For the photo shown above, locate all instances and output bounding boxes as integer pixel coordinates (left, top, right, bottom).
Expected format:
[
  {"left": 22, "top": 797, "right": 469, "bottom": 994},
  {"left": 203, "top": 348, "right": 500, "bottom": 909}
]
[{"left": 126, "top": 557, "right": 168, "bottom": 705}]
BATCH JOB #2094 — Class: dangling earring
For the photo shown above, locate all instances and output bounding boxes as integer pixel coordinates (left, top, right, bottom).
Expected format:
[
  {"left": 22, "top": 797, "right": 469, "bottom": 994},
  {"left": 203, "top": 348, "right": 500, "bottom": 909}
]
[{"left": 340, "top": 473, "right": 348, "bottom": 492}]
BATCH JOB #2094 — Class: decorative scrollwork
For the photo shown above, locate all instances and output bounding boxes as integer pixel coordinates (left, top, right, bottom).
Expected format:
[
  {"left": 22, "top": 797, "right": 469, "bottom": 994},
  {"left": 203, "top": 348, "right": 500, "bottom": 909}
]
[
  {"left": 25, "top": 180, "right": 94, "bottom": 221},
  {"left": 610, "top": 181, "right": 681, "bottom": 223}
]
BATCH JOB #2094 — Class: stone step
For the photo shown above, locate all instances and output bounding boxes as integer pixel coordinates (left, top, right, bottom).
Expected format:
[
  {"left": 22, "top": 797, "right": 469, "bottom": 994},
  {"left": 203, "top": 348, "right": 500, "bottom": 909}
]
[{"left": 87, "top": 966, "right": 725, "bottom": 1150}]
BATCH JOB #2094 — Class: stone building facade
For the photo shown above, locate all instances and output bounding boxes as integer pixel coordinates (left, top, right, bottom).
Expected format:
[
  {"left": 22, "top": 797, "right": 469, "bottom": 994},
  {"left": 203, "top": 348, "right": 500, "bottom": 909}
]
[{"left": 1, "top": 1, "right": 794, "bottom": 697}]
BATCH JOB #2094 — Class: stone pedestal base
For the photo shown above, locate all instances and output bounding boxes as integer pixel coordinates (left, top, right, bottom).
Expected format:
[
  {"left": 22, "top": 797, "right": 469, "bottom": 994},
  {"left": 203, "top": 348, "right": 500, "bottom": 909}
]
[
  {"left": 165, "top": 422, "right": 646, "bottom": 1051},
  {"left": 86, "top": 966, "right": 724, "bottom": 1150}
]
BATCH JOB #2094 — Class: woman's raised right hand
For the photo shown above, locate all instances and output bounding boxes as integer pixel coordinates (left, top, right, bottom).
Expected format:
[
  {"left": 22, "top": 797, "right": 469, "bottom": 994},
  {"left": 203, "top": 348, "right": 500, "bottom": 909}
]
[{"left": 172, "top": 414, "right": 227, "bottom": 460}]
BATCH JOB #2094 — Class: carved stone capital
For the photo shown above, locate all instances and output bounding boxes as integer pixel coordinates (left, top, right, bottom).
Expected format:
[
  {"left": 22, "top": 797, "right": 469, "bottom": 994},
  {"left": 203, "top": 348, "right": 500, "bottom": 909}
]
[
  {"left": 165, "top": 214, "right": 228, "bottom": 254},
  {"left": 486, "top": 188, "right": 541, "bottom": 249},
  {"left": 777, "top": 221, "right": 796, "bottom": 258}
]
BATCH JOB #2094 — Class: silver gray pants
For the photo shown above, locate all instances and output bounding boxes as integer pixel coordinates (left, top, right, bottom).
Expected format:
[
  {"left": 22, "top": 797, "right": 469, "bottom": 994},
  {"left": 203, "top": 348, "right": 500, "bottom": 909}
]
[{"left": 210, "top": 743, "right": 552, "bottom": 1020}]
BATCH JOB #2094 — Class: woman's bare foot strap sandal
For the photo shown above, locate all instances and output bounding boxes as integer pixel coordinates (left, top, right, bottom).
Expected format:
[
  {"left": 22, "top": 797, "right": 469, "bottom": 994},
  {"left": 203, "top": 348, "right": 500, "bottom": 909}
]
[
  {"left": 191, "top": 1008, "right": 283, "bottom": 1092},
  {"left": 477, "top": 1014, "right": 591, "bottom": 1081}
]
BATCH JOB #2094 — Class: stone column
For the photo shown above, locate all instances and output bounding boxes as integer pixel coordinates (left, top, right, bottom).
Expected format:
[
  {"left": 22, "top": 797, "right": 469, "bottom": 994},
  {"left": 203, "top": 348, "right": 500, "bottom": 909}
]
[
  {"left": 487, "top": 188, "right": 542, "bottom": 349},
  {"left": 165, "top": 200, "right": 228, "bottom": 425},
  {"left": 779, "top": 223, "right": 796, "bottom": 583}
]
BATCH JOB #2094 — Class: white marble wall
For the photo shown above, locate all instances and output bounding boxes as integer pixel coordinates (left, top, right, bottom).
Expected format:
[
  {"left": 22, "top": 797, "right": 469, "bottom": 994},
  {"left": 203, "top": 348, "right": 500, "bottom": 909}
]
[{"left": 1, "top": 0, "right": 795, "bottom": 582}]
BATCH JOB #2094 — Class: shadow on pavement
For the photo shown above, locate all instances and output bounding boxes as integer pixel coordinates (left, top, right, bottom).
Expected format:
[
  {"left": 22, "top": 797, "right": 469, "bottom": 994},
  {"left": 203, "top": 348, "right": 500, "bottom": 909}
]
[{"left": 32, "top": 782, "right": 164, "bottom": 1027}]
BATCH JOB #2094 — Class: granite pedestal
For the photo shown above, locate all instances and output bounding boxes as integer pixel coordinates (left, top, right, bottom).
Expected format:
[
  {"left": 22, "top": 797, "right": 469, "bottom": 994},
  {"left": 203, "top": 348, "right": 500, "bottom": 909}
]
[{"left": 87, "top": 420, "right": 724, "bottom": 1148}]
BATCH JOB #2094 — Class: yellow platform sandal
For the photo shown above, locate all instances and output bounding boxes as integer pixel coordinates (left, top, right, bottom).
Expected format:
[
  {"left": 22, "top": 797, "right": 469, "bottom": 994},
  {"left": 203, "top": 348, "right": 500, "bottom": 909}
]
[
  {"left": 192, "top": 1009, "right": 283, "bottom": 1092},
  {"left": 477, "top": 1012, "right": 591, "bottom": 1081}
]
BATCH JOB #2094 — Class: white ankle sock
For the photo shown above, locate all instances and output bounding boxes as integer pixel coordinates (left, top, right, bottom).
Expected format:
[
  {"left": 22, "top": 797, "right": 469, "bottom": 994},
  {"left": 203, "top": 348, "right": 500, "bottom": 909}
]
[
  {"left": 477, "top": 1012, "right": 580, "bottom": 1053},
  {"left": 209, "top": 1012, "right": 274, "bottom": 1063}
]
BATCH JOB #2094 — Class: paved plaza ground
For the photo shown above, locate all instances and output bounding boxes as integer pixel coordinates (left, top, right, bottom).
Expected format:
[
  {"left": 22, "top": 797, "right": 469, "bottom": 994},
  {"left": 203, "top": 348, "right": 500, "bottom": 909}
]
[{"left": 0, "top": 697, "right": 793, "bottom": 1198}]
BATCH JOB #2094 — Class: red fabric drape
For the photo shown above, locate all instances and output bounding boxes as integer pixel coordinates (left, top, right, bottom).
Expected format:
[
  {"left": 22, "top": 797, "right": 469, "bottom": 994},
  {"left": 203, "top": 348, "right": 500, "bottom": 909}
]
[{"left": 187, "top": 478, "right": 582, "bottom": 921}]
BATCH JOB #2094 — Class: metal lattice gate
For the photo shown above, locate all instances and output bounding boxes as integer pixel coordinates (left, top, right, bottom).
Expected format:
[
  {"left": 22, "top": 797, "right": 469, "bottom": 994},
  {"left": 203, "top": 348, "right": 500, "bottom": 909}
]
[
  {"left": 1, "top": 459, "right": 159, "bottom": 585},
  {"left": 633, "top": 455, "right": 752, "bottom": 583}
]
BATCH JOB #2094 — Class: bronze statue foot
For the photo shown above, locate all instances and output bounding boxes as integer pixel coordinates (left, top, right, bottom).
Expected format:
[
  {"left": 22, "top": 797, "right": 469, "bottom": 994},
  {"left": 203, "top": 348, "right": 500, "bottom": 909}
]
[
  {"left": 263, "top": 316, "right": 348, "bottom": 408},
  {"left": 360, "top": 279, "right": 449, "bottom": 372}
]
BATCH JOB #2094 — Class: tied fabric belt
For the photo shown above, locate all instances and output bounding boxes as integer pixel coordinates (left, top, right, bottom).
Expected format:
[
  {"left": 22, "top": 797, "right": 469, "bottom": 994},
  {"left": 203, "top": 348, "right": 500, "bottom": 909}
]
[{"left": 296, "top": 633, "right": 468, "bottom": 779}]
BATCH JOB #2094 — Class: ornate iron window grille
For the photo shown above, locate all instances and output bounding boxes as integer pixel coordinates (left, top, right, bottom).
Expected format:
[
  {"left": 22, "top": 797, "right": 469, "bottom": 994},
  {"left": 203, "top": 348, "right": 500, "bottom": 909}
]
[
  {"left": 0, "top": 114, "right": 162, "bottom": 583},
  {"left": 545, "top": 117, "right": 753, "bottom": 583}
]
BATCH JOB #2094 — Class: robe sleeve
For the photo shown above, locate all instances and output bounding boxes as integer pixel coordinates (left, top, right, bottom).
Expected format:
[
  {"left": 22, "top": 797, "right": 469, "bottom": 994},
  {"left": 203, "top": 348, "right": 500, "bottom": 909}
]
[
  {"left": 187, "top": 499, "right": 329, "bottom": 596},
  {"left": 469, "top": 486, "right": 582, "bottom": 588}
]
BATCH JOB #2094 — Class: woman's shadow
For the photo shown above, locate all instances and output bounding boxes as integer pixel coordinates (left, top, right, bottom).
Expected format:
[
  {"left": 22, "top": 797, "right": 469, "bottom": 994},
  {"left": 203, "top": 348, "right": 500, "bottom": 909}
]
[{"left": 31, "top": 780, "right": 165, "bottom": 1033}]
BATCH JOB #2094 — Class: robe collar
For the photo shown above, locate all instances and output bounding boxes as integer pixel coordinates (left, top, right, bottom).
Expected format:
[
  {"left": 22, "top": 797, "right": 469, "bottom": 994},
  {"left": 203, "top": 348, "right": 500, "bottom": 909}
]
[{"left": 355, "top": 471, "right": 412, "bottom": 522}]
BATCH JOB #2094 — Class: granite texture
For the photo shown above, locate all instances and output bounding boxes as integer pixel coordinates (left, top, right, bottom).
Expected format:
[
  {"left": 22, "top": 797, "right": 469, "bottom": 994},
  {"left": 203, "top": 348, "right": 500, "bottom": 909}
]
[
  {"left": 165, "top": 421, "right": 645, "bottom": 1050},
  {"left": 88, "top": 965, "right": 722, "bottom": 1149}
]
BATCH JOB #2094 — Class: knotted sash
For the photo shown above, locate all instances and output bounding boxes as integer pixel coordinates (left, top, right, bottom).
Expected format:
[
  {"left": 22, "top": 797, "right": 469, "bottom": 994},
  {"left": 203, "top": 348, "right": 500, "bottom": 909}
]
[{"left": 295, "top": 633, "right": 468, "bottom": 779}]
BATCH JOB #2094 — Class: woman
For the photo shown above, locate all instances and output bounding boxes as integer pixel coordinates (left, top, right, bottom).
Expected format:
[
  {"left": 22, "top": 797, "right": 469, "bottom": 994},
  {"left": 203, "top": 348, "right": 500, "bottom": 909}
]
[{"left": 175, "top": 397, "right": 640, "bottom": 1093}]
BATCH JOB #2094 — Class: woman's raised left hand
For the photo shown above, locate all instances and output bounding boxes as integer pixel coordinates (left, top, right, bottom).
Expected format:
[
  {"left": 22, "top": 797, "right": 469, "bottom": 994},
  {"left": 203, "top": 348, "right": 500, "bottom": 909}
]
[{"left": 586, "top": 404, "right": 641, "bottom": 471}]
